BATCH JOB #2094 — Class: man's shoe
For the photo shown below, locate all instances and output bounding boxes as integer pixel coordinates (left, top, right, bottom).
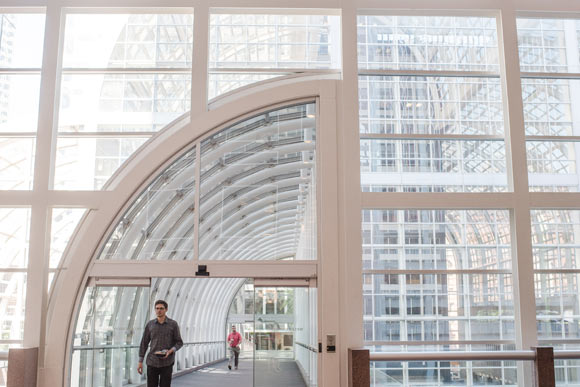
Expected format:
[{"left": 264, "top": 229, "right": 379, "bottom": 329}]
[
  {"left": 235, "top": 366, "right": 238, "bottom": 370},
  {"left": 228, "top": 365, "right": 231, "bottom": 370}
]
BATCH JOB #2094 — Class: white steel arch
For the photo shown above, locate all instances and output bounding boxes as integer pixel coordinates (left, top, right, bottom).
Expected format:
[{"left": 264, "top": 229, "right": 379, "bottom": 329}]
[{"left": 41, "top": 79, "right": 339, "bottom": 387}]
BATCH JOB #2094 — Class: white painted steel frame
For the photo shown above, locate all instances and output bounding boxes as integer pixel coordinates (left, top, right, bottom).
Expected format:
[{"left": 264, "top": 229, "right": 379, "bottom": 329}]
[
  {"left": 40, "top": 81, "right": 338, "bottom": 387},
  {"left": 0, "top": 1, "right": 578, "bottom": 387}
]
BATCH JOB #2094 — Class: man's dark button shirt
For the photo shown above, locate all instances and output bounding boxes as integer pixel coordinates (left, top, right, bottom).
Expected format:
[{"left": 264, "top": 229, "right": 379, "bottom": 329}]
[{"left": 139, "top": 317, "right": 183, "bottom": 368}]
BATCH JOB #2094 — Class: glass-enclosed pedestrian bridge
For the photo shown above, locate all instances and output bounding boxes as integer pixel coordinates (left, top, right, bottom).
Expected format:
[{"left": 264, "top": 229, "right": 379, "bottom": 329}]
[
  {"left": 71, "top": 279, "right": 317, "bottom": 387},
  {"left": 61, "top": 100, "right": 322, "bottom": 387}
]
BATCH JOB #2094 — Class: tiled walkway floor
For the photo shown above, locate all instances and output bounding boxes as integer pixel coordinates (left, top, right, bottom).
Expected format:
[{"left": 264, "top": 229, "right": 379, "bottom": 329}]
[{"left": 171, "top": 358, "right": 307, "bottom": 387}]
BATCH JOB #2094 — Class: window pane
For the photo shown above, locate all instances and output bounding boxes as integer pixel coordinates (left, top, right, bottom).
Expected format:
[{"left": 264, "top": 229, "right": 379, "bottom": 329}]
[
  {"left": 527, "top": 141, "right": 580, "bottom": 192},
  {"left": 0, "top": 208, "right": 30, "bottom": 268},
  {"left": 58, "top": 74, "right": 191, "bottom": 133},
  {"left": 371, "top": 357, "right": 519, "bottom": 386},
  {"left": 0, "top": 75, "right": 41, "bottom": 133},
  {"left": 208, "top": 13, "right": 340, "bottom": 98},
  {"left": 0, "top": 137, "right": 35, "bottom": 190},
  {"left": 522, "top": 79, "right": 580, "bottom": 136},
  {"left": 0, "top": 14, "right": 45, "bottom": 68},
  {"left": 72, "top": 286, "right": 149, "bottom": 387},
  {"left": 63, "top": 13, "right": 193, "bottom": 68},
  {"left": 208, "top": 72, "right": 280, "bottom": 101},
  {"left": 361, "top": 139, "right": 508, "bottom": 192},
  {"left": 54, "top": 137, "right": 149, "bottom": 190},
  {"left": 50, "top": 208, "right": 86, "bottom": 268},
  {"left": 532, "top": 210, "right": 580, "bottom": 344},
  {"left": 210, "top": 14, "right": 339, "bottom": 69},
  {"left": 532, "top": 210, "right": 580, "bottom": 269},
  {"left": 359, "top": 76, "right": 504, "bottom": 136},
  {"left": 357, "top": 15, "right": 499, "bottom": 71},
  {"left": 98, "top": 147, "right": 195, "bottom": 260},
  {"left": 362, "top": 210, "right": 513, "bottom": 344},
  {"left": 199, "top": 103, "right": 316, "bottom": 260},
  {"left": 517, "top": 18, "right": 580, "bottom": 73},
  {"left": 0, "top": 272, "right": 26, "bottom": 341}
]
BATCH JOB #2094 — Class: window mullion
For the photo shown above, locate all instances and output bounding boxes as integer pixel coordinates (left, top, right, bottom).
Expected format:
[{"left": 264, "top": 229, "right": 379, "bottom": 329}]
[
  {"left": 498, "top": 9, "right": 538, "bottom": 387},
  {"left": 191, "top": 3, "right": 209, "bottom": 114}
]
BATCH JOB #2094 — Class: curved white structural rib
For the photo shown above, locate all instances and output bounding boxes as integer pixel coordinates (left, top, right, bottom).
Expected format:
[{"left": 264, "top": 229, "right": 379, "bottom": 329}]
[{"left": 42, "top": 80, "right": 335, "bottom": 387}]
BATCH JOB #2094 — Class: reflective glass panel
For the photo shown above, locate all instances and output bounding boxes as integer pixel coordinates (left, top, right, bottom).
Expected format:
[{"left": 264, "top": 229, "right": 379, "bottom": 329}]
[
  {"left": 50, "top": 208, "right": 86, "bottom": 268},
  {"left": 54, "top": 137, "right": 149, "bottom": 190},
  {"left": 360, "top": 139, "right": 508, "bottom": 192},
  {"left": 527, "top": 141, "right": 580, "bottom": 192},
  {"left": 208, "top": 72, "right": 280, "bottom": 101},
  {"left": 517, "top": 18, "right": 580, "bottom": 73},
  {"left": 63, "top": 13, "right": 193, "bottom": 68},
  {"left": 71, "top": 286, "right": 149, "bottom": 387},
  {"left": 98, "top": 147, "right": 195, "bottom": 260},
  {"left": 0, "top": 272, "right": 26, "bottom": 341},
  {"left": 522, "top": 79, "right": 580, "bottom": 136},
  {"left": 357, "top": 15, "right": 499, "bottom": 71},
  {"left": 363, "top": 209, "right": 513, "bottom": 345},
  {"left": 532, "top": 210, "right": 580, "bottom": 342},
  {"left": 551, "top": 344, "right": 580, "bottom": 385},
  {"left": 0, "top": 75, "right": 41, "bottom": 133},
  {"left": 371, "top": 357, "right": 518, "bottom": 386},
  {"left": 209, "top": 14, "right": 339, "bottom": 69},
  {"left": 0, "top": 14, "right": 45, "bottom": 68},
  {"left": 0, "top": 208, "right": 30, "bottom": 268},
  {"left": 209, "top": 13, "right": 340, "bottom": 99},
  {"left": 58, "top": 74, "right": 191, "bottom": 133},
  {"left": 199, "top": 103, "right": 316, "bottom": 260},
  {"left": 359, "top": 76, "right": 504, "bottom": 136},
  {"left": 0, "top": 137, "right": 35, "bottom": 190}
]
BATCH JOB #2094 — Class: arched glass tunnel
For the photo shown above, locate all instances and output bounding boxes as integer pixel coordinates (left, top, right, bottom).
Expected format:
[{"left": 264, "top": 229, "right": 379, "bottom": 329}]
[
  {"left": 71, "top": 279, "right": 317, "bottom": 387},
  {"left": 68, "top": 102, "right": 319, "bottom": 386}
]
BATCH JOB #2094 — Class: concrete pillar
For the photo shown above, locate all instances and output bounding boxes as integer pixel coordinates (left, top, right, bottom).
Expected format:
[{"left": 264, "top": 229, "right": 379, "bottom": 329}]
[
  {"left": 7, "top": 348, "right": 38, "bottom": 387},
  {"left": 348, "top": 348, "right": 370, "bottom": 387}
]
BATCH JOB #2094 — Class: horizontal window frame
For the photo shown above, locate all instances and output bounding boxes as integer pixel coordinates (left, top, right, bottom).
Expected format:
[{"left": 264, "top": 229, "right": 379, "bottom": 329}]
[{"left": 359, "top": 69, "right": 500, "bottom": 78}]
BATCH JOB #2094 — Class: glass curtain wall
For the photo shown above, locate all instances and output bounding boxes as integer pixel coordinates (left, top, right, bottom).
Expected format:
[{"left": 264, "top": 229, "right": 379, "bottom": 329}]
[
  {"left": 518, "top": 17, "right": 580, "bottom": 385},
  {"left": 358, "top": 15, "right": 516, "bottom": 386},
  {"left": 54, "top": 11, "right": 193, "bottom": 190}
]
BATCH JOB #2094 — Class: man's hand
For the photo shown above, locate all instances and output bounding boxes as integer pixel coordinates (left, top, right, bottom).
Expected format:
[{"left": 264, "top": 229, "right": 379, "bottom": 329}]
[
  {"left": 137, "top": 362, "right": 143, "bottom": 375},
  {"left": 163, "top": 348, "right": 175, "bottom": 358}
]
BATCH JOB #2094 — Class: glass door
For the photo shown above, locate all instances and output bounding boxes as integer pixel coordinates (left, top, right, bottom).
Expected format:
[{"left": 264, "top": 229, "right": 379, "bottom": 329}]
[{"left": 253, "top": 279, "right": 318, "bottom": 387}]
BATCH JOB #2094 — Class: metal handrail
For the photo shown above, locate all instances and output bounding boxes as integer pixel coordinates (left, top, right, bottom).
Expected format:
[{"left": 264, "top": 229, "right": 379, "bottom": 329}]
[
  {"left": 370, "top": 350, "right": 535, "bottom": 361},
  {"left": 295, "top": 341, "right": 318, "bottom": 353},
  {"left": 369, "top": 350, "right": 580, "bottom": 362},
  {"left": 554, "top": 351, "right": 580, "bottom": 360},
  {"left": 72, "top": 341, "right": 226, "bottom": 350}
]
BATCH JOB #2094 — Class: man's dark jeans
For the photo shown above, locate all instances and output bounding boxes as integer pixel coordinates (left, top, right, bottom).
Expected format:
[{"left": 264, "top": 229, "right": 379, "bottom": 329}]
[{"left": 147, "top": 364, "right": 173, "bottom": 387}]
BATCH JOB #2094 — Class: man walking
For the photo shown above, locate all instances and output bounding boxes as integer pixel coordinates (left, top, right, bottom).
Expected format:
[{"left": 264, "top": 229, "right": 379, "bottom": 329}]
[
  {"left": 227, "top": 325, "right": 242, "bottom": 370},
  {"left": 138, "top": 300, "right": 183, "bottom": 387}
]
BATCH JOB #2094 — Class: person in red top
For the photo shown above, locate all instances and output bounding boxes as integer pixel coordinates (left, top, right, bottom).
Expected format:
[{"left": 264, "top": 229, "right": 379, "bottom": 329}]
[{"left": 227, "top": 325, "right": 242, "bottom": 370}]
